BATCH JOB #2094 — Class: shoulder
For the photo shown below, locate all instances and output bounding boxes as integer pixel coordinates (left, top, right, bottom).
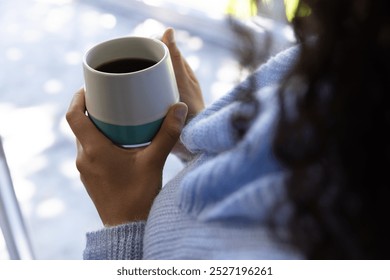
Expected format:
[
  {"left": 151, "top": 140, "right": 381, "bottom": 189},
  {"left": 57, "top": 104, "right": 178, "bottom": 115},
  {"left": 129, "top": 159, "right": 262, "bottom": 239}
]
[{"left": 252, "top": 45, "right": 300, "bottom": 88}]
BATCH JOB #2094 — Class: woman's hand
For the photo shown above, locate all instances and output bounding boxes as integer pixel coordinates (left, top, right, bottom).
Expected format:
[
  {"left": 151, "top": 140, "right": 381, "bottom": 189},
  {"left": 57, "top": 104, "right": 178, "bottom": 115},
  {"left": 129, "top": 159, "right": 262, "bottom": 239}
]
[
  {"left": 66, "top": 88, "right": 188, "bottom": 226},
  {"left": 162, "top": 28, "right": 205, "bottom": 119},
  {"left": 161, "top": 28, "right": 205, "bottom": 159}
]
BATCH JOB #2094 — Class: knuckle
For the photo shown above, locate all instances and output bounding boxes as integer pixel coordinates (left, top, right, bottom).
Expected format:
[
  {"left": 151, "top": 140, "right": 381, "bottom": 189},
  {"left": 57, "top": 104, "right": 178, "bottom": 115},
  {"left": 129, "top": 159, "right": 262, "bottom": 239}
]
[
  {"left": 65, "top": 110, "right": 75, "bottom": 124},
  {"left": 75, "top": 155, "right": 85, "bottom": 173},
  {"left": 83, "top": 147, "right": 99, "bottom": 162},
  {"left": 75, "top": 148, "right": 97, "bottom": 173},
  {"left": 66, "top": 109, "right": 84, "bottom": 130}
]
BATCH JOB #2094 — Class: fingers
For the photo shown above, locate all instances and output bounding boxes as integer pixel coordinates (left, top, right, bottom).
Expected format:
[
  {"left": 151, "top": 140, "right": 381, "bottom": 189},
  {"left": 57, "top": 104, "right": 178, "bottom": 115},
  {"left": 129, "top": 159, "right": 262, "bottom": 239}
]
[
  {"left": 147, "top": 102, "right": 188, "bottom": 166},
  {"left": 66, "top": 88, "right": 112, "bottom": 149},
  {"left": 161, "top": 28, "right": 204, "bottom": 118},
  {"left": 162, "top": 28, "right": 190, "bottom": 83}
]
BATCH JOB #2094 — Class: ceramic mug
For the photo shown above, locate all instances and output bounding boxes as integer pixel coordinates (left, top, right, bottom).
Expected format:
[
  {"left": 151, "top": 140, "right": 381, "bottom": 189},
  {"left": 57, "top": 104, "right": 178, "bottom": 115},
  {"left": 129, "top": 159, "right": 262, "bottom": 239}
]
[{"left": 83, "top": 36, "right": 179, "bottom": 147}]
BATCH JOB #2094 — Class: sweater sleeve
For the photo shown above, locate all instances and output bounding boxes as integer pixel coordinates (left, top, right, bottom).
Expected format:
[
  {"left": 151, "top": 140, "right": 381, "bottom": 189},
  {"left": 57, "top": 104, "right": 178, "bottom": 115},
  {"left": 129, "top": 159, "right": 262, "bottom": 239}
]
[{"left": 83, "top": 221, "right": 146, "bottom": 260}]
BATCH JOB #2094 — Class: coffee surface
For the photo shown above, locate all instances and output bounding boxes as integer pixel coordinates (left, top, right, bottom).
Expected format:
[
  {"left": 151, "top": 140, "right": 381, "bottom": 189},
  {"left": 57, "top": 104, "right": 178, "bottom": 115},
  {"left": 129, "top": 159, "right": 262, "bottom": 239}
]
[{"left": 96, "top": 58, "right": 157, "bottom": 73}]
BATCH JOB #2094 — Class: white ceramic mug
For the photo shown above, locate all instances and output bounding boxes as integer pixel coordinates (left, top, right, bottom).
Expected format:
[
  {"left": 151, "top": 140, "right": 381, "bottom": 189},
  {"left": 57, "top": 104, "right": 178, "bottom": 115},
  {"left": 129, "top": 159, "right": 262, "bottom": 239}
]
[{"left": 83, "top": 36, "right": 179, "bottom": 147}]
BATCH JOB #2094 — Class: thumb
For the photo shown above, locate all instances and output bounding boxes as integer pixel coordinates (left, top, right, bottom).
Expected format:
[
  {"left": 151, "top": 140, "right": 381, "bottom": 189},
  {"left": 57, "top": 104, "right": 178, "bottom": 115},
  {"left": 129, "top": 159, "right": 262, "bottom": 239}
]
[{"left": 147, "top": 102, "right": 188, "bottom": 165}]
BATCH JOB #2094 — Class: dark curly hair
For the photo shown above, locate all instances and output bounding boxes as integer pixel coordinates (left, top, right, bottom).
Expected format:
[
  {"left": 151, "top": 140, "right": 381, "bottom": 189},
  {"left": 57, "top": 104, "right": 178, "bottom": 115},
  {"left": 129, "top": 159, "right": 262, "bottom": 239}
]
[{"left": 233, "top": 0, "right": 390, "bottom": 259}]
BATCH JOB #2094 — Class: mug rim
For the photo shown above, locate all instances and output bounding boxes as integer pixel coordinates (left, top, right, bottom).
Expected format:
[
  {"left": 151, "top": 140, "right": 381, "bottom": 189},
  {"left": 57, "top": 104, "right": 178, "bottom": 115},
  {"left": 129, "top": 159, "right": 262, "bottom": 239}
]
[{"left": 83, "top": 36, "right": 168, "bottom": 77}]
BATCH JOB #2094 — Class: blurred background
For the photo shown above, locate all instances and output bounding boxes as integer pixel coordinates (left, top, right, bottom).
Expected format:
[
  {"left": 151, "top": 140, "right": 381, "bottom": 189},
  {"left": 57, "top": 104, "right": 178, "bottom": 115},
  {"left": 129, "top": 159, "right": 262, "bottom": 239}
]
[{"left": 0, "top": 0, "right": 294, "bottom": 259}]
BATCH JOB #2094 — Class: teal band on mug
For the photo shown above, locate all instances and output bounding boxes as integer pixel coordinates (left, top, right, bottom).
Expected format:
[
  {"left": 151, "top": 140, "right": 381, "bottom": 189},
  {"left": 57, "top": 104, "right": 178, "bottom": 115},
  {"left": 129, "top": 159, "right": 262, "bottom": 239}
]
[{"left": 89, "top": 115, "right": 164, "bottom": 147}]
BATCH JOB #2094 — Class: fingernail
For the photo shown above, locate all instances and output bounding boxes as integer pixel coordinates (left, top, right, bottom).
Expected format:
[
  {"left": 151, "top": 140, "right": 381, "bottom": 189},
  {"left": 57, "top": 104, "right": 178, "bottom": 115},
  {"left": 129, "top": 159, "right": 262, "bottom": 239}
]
[
  {"left": 167, "top": 28, "right": 175, "bottom": 43},
  {"left": 174, "top": 103, "right": 187, "bottom": 123}
]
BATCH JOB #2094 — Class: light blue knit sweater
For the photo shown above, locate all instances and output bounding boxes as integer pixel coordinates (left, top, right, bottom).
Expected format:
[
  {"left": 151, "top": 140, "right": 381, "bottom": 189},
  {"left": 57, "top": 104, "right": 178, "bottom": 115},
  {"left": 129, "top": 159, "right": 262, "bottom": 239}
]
[{"left": 83, "top": 46, "right": 303, "bottom": 260}]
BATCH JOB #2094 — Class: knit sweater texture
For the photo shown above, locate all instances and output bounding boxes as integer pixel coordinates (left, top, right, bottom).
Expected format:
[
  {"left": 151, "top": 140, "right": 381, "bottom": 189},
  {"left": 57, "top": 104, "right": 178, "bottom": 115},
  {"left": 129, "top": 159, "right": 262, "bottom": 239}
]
[{"left": 83, "top": 46, "right": 302, "bottom": 260}]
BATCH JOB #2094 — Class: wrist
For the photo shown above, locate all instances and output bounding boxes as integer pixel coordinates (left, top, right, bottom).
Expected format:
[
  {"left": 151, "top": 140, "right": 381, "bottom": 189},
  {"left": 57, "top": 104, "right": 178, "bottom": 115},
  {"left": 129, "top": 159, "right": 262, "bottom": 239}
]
[{"left": 96, "top": 179, "right": 161, "bottom": 227}]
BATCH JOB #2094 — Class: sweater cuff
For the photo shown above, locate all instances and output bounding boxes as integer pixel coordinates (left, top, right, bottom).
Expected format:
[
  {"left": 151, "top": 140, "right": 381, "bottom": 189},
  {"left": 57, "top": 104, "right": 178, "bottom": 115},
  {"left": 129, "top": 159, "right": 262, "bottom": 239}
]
[{"left": 83, "top": 221, "right": 146, "bottom": 260}]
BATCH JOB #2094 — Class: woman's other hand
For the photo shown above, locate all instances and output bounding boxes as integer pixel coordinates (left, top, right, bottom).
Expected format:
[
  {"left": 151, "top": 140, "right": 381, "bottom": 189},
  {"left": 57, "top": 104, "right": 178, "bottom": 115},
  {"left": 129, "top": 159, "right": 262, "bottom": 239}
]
[
  {"left": 162, "top": 28, "right": 205, "bottom": 119},
  {"left": 161, "top": 28, "right": 204, "bottom": 159}
]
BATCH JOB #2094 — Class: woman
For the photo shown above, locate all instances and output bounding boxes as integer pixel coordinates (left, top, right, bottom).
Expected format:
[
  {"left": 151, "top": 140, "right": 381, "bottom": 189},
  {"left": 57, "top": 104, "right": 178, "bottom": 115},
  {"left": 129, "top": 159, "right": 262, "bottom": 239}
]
[{"left": 66, "top": 0, "right": 390, "bottom": 259}]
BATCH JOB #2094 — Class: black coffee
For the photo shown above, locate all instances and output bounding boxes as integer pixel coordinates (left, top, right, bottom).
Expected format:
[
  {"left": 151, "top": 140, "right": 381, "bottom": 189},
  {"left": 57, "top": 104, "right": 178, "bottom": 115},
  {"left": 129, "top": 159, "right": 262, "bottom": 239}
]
[{"left": 95, "top": 58, "right": 157, "bottom": 73}]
